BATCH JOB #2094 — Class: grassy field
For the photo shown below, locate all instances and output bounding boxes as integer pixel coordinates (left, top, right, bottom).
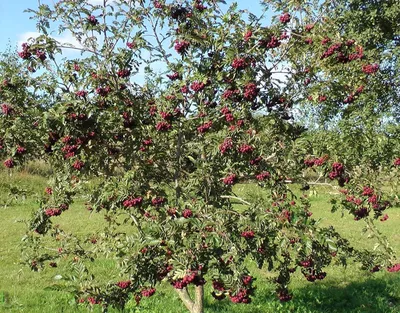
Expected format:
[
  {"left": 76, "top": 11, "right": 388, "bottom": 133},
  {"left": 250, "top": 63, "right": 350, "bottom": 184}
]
[{"left": 0, "top": 169, "right": 399, "bottom": 313}]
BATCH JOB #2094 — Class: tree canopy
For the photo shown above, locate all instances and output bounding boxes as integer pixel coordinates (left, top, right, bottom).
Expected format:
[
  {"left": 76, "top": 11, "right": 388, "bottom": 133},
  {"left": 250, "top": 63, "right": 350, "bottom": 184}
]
[{"left": 0, "top": 1, "right": 399, "bottom": 312}]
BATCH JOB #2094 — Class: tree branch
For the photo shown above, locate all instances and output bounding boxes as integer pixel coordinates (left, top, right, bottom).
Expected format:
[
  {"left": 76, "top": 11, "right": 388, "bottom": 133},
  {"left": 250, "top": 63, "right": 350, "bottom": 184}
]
[
  {"left": 221, "top": 195, "right": 251, "bottom": 206},
  {"left": 175, "top": 288, "right": 195, "bottom": 313}
]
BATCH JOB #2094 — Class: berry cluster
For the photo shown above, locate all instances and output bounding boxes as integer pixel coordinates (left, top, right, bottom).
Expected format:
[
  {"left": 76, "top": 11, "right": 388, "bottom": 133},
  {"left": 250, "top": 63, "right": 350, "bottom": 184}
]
[
  {"left": 117, "top": 69, "right": 131, "bottom": 78},
  {"left": 190, "top": 81, "right": 205, "bottom": 92},
  {"left": 320, "top": 40, "right": 364, "bottom": 63},
  {"left": 197, "top": 121, "right": 212, "bottom": 133},
  {"left": 44, "top": 208, "right": 62, "bottom": 217},
  {"left": 1, "top": 103, "right": 14, "bottom": 116},
  {"left": 16, "top": 145, "right": 26, "bottom": 155},
  {"left": 75, "top": 90, "right": 87, "bottom": 98},
  {"left": 61, "top": 144, "right": 78, "bottom": 159},
  {"left": 241, "top": 230, "right": 255, "bottom": 239},
  {"left": 328, "top": 162, "right": 345, "bottom": 180},
  {"left": 194, "top": 0, "right": 206, "bottom": 11},
  {"left": 231, "top": 57, "right": 248, "bottom": 70},
  {"left": 304, "top": 38, "right": 313, "bottom": 45},
  {"left": 250, "top": 156, "right": 262, "bottom": 165},
  {"left": 141, "top": 287, "right": 156, "bottom": 297},
  {"left": 45, "top": 187, "right": 53, "bottom": 195},
  {"left": 279, "top": 13, "right": 291, "bottom": 24},
  {"left": 278, "top": 209, "right": 291, "bottom": 222},
  {"left": 243, "top": 82, "right": 259, "bottom": 101},
  {"left": 277, "top": 289, "right": 292, "bottom": 302},
  {"left": 166, "top": 72, "right": 180, "bottom": 80},
  {"left": 157, "top": 263, "right": 173, "bottom": 280},
  {"left": 299, "top": 258, "right": 313, "bottom": 268},
  {"left": 182, "top": 208, "right": 193, "bottom": 218},
  {"left": 244, "top": 30, "right": 252, "bottom": 41},
  {"left": 4, "top": 158, "right": 14, "bottom": 168},
  {"left": 156, "top": 121, "right": 172, "bottom": 131},
  {"left": 167, "top": 207, "right": 177, "bottom": 217},
  {"left": 380, "top": 214, "right": 389, "bottom": 222},
  {"left": 222, "top": 88, "right": 241, "bottom": 101},
  {"left": 343, "top": 85, "right": 364, "bottom": 104},
  {"left": 223, "top": 173, "right": 237, "bottom": 185},
  {"left": 305, "top": 24, "right": 314, "bottom": 31},
  {"left": 123, "top": 196, "right": 143, "bottom": 208},
  {"left": 256, "top": 171, "right": 270, "bottom": 181},
  {"left": 303, "top": 269, "right": 327, "bottom": 282},
  {"left": 320, "top": 43, "right": 342, "bottom": 60},
  {"left": 387, "top": 263, "right": 400, "bottom": 273},
  {"left": 174, "top": 40, "right": 190, "bottom": 54},
  {"left": 304, "top": 156, "right": 327, "bottom": 167},
  {"left": 160, "top": 111, "right": 174, "bottom": 121},
  {"left": 72, "top": 160, "right": 85, "bottom": 170},
  {"left": 87, "top": 15, "right": 98, "bottom": 26},
  {"left": 298, "top": 258, "right": 327, "bottom": 282},
  {"left": 219, "top": 138, "right": 233, "bottom": 154},
  {"left": 36, "top": 50, "right": 46, "bottom": 61},
  {"left": 126, "top": 41, "right": 136, "bottom": 49},
  {"left": 87, "top": 297, "right": 100, "bottom": 305},
  {"left": 238, "top": 144, "right": 254, "bottom": 154},
  {"left": 242, "top": 275, "right": 253, "bottom": 286},
  {"left": 362, "top": 63, "right": 379, "bottom": 74},
  {"left": 229, "top": 288, "right": 251, "bottom": 303},
  {"left": 96, "top": 86, "right": 111, "bottom": 97},
  {"left": 353, "top": 207, "right": 369, "bottom": 220},
  {"left": 259, "top": 36, "right": 281, "bottom": 49},
  {"left": 122, "top": 111, "right": 135, "bottom": 128},
  {"left": 151, "top": 197, "right": 166, "bottom": 207},
  {"left": 153, "top": 1, "right": 163, "bottom": 9},
  {"left": 342, "top": 185, "right": 391, "bottom": 220},
  {"left": 362, "top": 186, "right": 374, "bottom": 196},
  {"left": 171, "top": 270, "right": 205, "bottom": 289},
  {"left": 18, "top": 43, "right": 32, "bottom": 59},
  {"left": 212, "top": 280, "right": 225, "bottom": 292},
  {"left": 116, "top": 280, "right": 131, "bottom": 289}
]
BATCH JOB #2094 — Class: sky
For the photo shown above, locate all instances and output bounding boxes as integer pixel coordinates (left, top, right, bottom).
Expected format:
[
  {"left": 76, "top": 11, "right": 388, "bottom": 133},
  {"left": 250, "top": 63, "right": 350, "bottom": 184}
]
[{"left": 0, "top": 0, "right": 267, "bottom": 54}]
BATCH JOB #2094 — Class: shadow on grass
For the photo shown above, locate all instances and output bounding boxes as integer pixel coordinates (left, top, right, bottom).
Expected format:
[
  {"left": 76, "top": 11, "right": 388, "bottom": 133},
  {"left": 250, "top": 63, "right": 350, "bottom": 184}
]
[{"left": 205, "top": 275, "right": 400, "bottom": 313}]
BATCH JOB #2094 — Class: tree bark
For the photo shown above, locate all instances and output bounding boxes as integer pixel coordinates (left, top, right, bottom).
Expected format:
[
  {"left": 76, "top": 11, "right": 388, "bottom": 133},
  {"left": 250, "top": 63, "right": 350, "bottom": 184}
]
[{"left": 175, "top": 285, "right": 204, "bottom": 313}]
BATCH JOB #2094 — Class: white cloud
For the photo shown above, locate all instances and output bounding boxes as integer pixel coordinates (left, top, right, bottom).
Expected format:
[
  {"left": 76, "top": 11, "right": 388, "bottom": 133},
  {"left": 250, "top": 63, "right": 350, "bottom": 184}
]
[
  {"left": 18, "top": 31, "right": 86, "bottom": 56},
  {"left": 17, "top": 31, "right": 41, "bottom": 48}
]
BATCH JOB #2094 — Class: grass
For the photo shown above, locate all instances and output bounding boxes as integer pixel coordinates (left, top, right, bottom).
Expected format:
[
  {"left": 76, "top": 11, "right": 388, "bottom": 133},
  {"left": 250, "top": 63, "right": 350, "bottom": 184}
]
[{"left": 0, "top": 169, "right": 399, "bottom": 313}]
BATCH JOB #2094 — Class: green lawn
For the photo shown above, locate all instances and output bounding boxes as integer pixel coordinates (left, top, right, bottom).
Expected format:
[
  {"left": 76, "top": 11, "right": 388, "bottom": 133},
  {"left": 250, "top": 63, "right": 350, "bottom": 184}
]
[{"left": 0, "top": 170, "right": 399, "bottom": 313}]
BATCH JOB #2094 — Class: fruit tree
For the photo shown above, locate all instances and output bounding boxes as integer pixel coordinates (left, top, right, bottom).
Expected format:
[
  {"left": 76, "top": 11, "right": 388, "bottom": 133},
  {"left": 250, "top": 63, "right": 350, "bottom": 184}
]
[{"left": 0, "top": 0, "right": 399, "bottom": 312}]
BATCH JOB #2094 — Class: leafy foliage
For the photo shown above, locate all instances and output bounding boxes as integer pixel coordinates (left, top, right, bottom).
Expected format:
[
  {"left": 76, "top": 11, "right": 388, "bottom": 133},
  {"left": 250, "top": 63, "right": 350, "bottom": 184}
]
[{"left": 0, "top": 1, "right": 399, "bottom": 312}]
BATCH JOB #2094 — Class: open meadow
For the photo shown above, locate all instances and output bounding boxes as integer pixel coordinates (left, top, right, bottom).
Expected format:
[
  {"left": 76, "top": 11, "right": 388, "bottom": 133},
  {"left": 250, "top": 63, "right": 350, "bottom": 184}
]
[{"left": 0, "top": 168, "right": 399, "bottom": 313}]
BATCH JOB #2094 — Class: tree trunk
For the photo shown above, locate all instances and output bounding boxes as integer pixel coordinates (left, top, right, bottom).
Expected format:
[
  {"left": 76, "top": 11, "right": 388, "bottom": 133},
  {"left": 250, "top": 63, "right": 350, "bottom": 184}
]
[{"left": 175, "top": 285, "right": 204, "bottom": 313}]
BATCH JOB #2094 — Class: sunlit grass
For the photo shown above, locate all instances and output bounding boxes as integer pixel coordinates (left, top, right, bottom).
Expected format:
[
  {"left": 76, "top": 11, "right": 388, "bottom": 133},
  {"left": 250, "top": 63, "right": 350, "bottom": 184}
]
[{"left": 0, "top": 170, "right": 399, "bottom": 313}]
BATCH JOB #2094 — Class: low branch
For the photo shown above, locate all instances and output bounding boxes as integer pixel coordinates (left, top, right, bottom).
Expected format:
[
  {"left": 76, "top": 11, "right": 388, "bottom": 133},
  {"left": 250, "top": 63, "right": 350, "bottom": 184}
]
[{"left": 221, "top": 195, "right": 251, "bottom": 206}]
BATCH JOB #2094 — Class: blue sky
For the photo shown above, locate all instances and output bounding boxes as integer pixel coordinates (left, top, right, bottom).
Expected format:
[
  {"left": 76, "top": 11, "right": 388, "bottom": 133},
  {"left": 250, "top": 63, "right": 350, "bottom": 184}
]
[{"left": 0, "top": 0, "right": 267, "bottom": 53}]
